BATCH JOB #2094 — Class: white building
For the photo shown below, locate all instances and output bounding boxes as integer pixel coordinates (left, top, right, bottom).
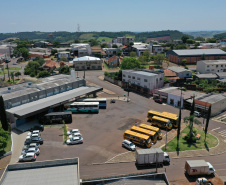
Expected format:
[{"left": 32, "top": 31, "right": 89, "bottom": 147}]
[
  {"left": 168, "top": 66, "right": 192, "bottom": 78},
  {"left": 58, "top": 51, "right": 70, "bottom": 59},
  {"left": 196, "top": 60, "right": 226, "bottom": 74},
  {"left": 132, "top": 43, "right": 149, "bottom": 56},
  {"left": 147, "top": 43, "right": 164, "bottom": 55},
  {"left": 71, "top": 43, "right": 92, "bottom": 57},
  {"left": 70, "top": 56, "right": 102, "bottom": 70},
  {"left": 122, "top": 70, "right": 164, "bottom": 95},
  {"left": 112, "top": 36, "right": 134, "bottom": 45},
  {"left": 102, "top": 48, "right": 119, "bottom": 58}
]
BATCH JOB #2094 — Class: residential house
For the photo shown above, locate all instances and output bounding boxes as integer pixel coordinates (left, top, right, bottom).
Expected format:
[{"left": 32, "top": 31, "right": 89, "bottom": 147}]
[
  {"left": 122, "top": 70, "right": 164, "bottom": 95},
  {"left": 70, "top": 56, "right": 102, "bottom": 70},
  {"left": 107, "top": 55, "right": 120, "bottom": 67},
  {"left": 168, "top": 66, "right": 192, "bottom": 78},
  {"left": 112, "top": 36, "right": 134, "bottom": 45},
  {"left": 57, "top": 51, "right": 70, "bottom": 60},
  {"left": 102, "top": 48, "right": 119, "bottom": 58},
  {"left": 121, "top": 46, "right": 130, "bottom": 56},
  {"left": 164, "top": 69, "right": 179, "bottom": 82},
  {"left": 71, "top": 43, "right": 92, "bottom": 57},
  {"left": 29, "top": 53, "right": 44, "bottom": 60},
  {"left": 34, "top": 41, "right": 51, "bottom": 48},
  {"left": 147, "top": 43, "right": 164, "bottom": 55},
  {"left": 166, "top": 49, "right": 226, "bottom": 64},
  {"left": 42, "top": 60, "right": 57, "bottom": 71},
  {"left": 146, "top": 35, "right": 171, "bottom": 43},
  {"left": 132, "top": 43, "right": 149, "bottom": 56},
  {"left": 195, "top": 74, "right": 218, "bottom": 80},
  {"left": 91, "top": 46, "right": 102, "bottom": 56},
  {"left": 196, "top": 60, "right": 226, "bottom": 74}
]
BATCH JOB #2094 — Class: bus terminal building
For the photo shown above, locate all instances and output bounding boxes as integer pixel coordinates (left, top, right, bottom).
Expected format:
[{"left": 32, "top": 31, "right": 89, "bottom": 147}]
[
  {"left": 166, "top": 49, "right": 226, "bottom": 65},
  {"left": 0, "top": 74, "right": 102, "bottom": 131}
]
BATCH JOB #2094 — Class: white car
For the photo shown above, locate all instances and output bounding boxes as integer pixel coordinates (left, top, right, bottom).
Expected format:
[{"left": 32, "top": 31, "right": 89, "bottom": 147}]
[
  {"left": 21, "top": 147, "right": 40, "bottom": 156},
  {"left": 66, "top": 136, "right": 83, "bottom": 145},
  {"left": 27, "top": 130, "right": 41, "bottom": 137},
  {"left": 69, "top": 132, "right": 82, "bottom": 139},
  {"left": 26, "top": 133, "right": 40, "bottom": 140},
  {"left": 23, "top": 143, "right": 40, "bottom": 150},
  {"left": 67, "top": 129, "right": 80, "bottom": 136},
  {"left": 19, "top": 152, "right": 36, "bottom": 162},
  {"left": 196, "top": 177, "right": 208, "bottom": 185},
  {"left": 122, "top": 140, "right": 136, "bottom": 151}
]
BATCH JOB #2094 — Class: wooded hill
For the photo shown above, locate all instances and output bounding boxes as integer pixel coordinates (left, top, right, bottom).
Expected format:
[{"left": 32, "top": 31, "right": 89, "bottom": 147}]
[{"left": 0, "top": 30, "right": 191, "bottom": 43}]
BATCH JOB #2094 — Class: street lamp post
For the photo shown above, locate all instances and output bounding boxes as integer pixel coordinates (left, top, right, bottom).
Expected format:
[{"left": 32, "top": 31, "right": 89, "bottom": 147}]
[{"left": 165, "top": 124, "right": 168, "bottom": 151}]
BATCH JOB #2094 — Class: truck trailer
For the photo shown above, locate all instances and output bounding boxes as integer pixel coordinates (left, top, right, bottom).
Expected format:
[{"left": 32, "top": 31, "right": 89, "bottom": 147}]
[
  {"left": 185, "top": 160, "right": 215, "bottom": 176},
  {"left": 135, "top": 148, "right": 170, "bottom": 166}
]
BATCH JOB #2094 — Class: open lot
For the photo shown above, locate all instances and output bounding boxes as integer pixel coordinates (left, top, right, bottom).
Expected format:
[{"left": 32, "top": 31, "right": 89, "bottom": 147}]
[{"left": 37, "top": 99, "right": 177, "bottom": 166}]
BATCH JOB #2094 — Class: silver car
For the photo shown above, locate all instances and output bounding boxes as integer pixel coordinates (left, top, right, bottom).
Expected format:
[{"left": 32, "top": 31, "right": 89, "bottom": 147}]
[
  {"left": 27, "top": 130, "right": 41, "bottom": 137},
  {"left": 66, "top": 136, "right": 83, "bottom": 145},
  {"left": 21, "top": 147, "right": 40, "bottom": 156},
  {"left": 19, "top": 152, "right": 36, "bottom": 162},
  {"left": 23, "top": 143, "right": 40, "bottom": 150},
  {"left": 122, "top": 140, "right": 136, "bottom": 151},
  {"left": 69, "top": 132, "right": 82, "bottom": 139},
  {"left": 67, "top": 129, "right": 80, "bottom": 136}
]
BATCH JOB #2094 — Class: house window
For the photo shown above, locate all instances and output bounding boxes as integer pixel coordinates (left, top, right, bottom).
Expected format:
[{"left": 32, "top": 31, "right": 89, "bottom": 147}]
[
  {"left": 137, "top": 77, "right": 140, "bottom": 80},
  {"left": 207, "top": 69, "right": 210, "bottom": 71},
  {"left": 221, "top": 65, "right": 223, "bottom": 67},
  {"left": 144, "top": 79, "right": 148, "bottom": 82},
  {"left": 211, "top": 69, "right": 214, "bottom": 71},
  {"left": 132, "top": 76, "right": 135, "bottom": 79},
  {"left": 156, "top": 79, "right": 158, "bottom": 84},
  {"left": 123, "top": 74, "right": 126, "bottom": 77},
  {"left": 207, "top": 65, "right": 209, "bottom": 67},
  {"left": 128, "top": 75, "right": 131, "bottom": 78},
  {"left": 160, "top": 78, "right": 162, "bottom": 80},
  {"left": 170, "top": 99, "right": 174, "bottom": 105},
  {"left": 216, "top": 65, "right": 218, "bottom": 67}
]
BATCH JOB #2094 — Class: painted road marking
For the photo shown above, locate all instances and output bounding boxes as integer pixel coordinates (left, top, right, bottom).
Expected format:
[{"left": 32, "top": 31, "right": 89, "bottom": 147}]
[{"left": 211, "top": 127, "right": 220, "bottom": 131}]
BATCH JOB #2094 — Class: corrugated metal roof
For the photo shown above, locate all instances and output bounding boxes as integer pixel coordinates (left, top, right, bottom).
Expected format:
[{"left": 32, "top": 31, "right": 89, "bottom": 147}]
[
  {"left": 132, "top": 71, "right": 158, "bottom": 77},
  {"left": 73, "top": 56, "right": 101, "bottom": 61},
  {"left": 172, "top": 49, "right": 226, "bottom": 56},
  {"left": 168, "top": 66, "right": 191, "bottom": 73},
  {"left": 6, "top": 86, "right": 102, "bottom": 118},
  {"left": 200, "top": 60, "right": 226, "bottom": 65}
]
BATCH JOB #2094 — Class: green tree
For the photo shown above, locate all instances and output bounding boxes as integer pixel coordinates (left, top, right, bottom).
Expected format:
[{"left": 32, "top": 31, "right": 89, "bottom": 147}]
[
  {"left": 94, "top": 53, "right": 101, "bottom": 58},
  {"left": 194, "top": 42, "right": 200, "bottom": 48},
  {"left": 195, "top": 37, "right": 205, "bottom": 41},
  {"left": 175, "top": 44, "right": 187, "bottom": 50},
  {"left": 0, "top": 96, "right": 8, "bottom": 131},
  {"left": 112, "top": 44, "right": 118, "bottom": 48},
  {"left": 59, "top": 66, "right": 70, "bottom": 74},
  {"left": 101, "top": 43, "right": 108, "bottom": 48},
  {"left": 120, "top": 57, "right": 141, "bottom": 70},
  {"left": 0, "top": 128, "right": 8, "bottom": 149},
  {"left": 181, "top": 59, "right": 187, "bottom": 66},
  {"left": 89, "top": 39, "right": 99, "bottom": 46},
  {"left": 201, "top": 54, "right": 206, "bottom": 60},
  {"left": 37, "top": 70, "right": 50, "bottom": 78},
  {"left": 130, "top": 52, "right": 137, "bottom": 57},
  {"left": 14, "top": 71, "right": 21, "bottom": 79},
  {"left": 34, "top": 57, "right": 45, "bottom": 66},
  {"left": 51, "top": 49, "right": 58, "bottom": 56},
  {"left": 117, "top": 50, "right": 122, "bottom": 56},
  {"left": 19, "top": 47, "right": 29, "bottom": 58},
  {"left": 221, "top": 47, "right": 226, "bottom": 52},
  {"left": 153, "top": 54, "right": 165, "bottom": 66},
  {"left": 181, "top": 35, "right": 189, "bottom": 43},
  {"left": 186, "top": 39, "right": 194, "bottom": 44},
  {"left": 53, "top": 41, "right": 60, "bottom": 47},
  {"left": 24, "top": 61, "right": 40, "bottom": 76},
  {"left": 164, "top": 77, "right": 170, "bottom": 83},
  {"left": 207, "top": 38, "right": 217, "bottom": 43}
]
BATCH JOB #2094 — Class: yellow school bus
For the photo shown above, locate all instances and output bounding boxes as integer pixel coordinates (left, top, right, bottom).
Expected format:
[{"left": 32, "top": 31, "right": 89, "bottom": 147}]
[
  {"left": 130, "top": 126, "right": 157, "bottom": 143},
  {"left": 147, "top": 110, "right": 179, "bottom": 128},
  {"left": 139, "top": 124, "right": 163, "bottom": 140},
  {"left": 152, "top": 116, "right": 172, "bottom": 130},
  {"left": 123, "top": 130, "right": 152, "bottom": 148}
]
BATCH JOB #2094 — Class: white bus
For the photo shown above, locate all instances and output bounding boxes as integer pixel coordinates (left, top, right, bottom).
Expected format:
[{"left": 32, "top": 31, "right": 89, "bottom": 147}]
[
  {"left": 65, "top": 102, "right": 99, "bottom": 113},
  {"left": 79, "top": 98, "right": 107, "bottom": 109}
]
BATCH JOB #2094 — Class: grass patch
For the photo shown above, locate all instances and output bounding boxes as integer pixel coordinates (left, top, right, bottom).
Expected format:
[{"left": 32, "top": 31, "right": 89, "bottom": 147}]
[
  {"left": 44, "top": 124, "right": 63, "bottom": 127},
  {"left": 0, "top": 134, "right": 12, "bottom": 156},
  {"left": 162, "top": 126, "right": 218, "bottom": 152},
  {"left": 79, "top": 33, "right": 95, "bottom": 40},
  {"left": 97, "top": 37, "right": 112, "bottom": 42},
  {"left": 63, "top": 124, "right": 68, "bottom": 143},
  {"left": 102, "top": 62, "right": 118, "bottom": 70},
  {"left": 141, "top": 64, "right": 150, "bottom": 69},
  {"left": 8, "top": 67, "right": 20, "bottom": 70}
]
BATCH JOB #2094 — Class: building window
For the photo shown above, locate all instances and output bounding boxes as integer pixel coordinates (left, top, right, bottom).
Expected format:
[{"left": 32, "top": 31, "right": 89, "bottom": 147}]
[
  {"left": 160, "top": 78, "right": 162, "bottom": 80},
  {"left": 123, "top": 74, "right": 126, "bottom": 77},
  {"left": 207, "top": 65, "right": 209, "bottom": 67},
  {"left": 137, "top": 77, "right": 140, "bottom": 80},
  {"left": 216, "top": 65, "right": 218, "bottom": 67},
  {"left": 128, "top": 75, "right": 131, "bottom": 78},
  {"left": 207, "top": 69, "right": 210, "bottom": 71},
  {"left": 211, "top": 69, "right": 214, "bottom": 71},
  {"left": 156, "top": 79, "right": 158, "bottom": 84},
  {"left": 144, "top": 79, "right": 148, "bottom": 82},
  {"left": 221, "top": 65, "right": 223, "bottom": 67},
  {"left": 132, "top": 76, "right": 135, "bottom": 79}
]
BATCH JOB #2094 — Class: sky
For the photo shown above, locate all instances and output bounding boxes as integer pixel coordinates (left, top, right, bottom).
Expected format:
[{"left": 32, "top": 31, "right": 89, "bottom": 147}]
[{"left": 1, "top": 0, "right": 226, "bottom": 33}]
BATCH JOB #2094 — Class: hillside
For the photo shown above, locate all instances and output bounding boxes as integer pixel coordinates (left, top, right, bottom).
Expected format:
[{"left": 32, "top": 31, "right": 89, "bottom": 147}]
[
  {"left": 183, "top": 31, "right": 226, "bottom": 38},
  {"left": 0, "top": 30, "right": 190, "bottom": 43},
  {"left": 214, "top": 32, "right": 226, "bottom": 39}
]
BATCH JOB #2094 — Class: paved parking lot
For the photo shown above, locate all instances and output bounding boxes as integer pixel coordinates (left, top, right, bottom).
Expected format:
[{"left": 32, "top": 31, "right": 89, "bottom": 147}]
[{"left": 36, "top": 99, "right": 177, "bottom": 166}]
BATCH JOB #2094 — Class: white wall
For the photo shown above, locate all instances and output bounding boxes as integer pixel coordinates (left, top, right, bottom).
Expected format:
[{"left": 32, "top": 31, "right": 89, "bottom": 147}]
[{"left": 167, "top": 93, "right": 183, "bottom": 108}]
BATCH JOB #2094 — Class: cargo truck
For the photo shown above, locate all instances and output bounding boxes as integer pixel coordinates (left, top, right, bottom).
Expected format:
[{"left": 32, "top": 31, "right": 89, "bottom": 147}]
[
  {"left": 185, "top": 160, "right": 215, "bottom": 176},
  {"left": 135, "top": 148, "right": 170, "bottom": 166}
]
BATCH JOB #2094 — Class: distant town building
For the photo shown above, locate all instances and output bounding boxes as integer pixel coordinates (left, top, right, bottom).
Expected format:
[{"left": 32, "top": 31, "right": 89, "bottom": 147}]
[
  {"left": 167, "top": 49, "right": 226, "bottom": 64},
  {"left": 122, "top": 70, "right": 164, "bottom": 95},
  {"left": 168, "top": 66, "right": 192, "bottom": 78},
  {"left": 112, "top": 36, "right": 134, "bottom": 45},
  {"left": 70, "top": 56, "right": 102, "bottom": 70},
  {"left": 146, "top": 34, "right": 171, "bottom": 43},
  {"left": 57, "top": 51, "right": 70, "bottom": 59},
  {"left": 71, "top": 43, "right": 92, "bottom": 57},
  {"left": 147, "top": 43, "right": 164, "bottom": 54},
  {"left": 102, "top": 48, "right": 119, "bottom": 58},
  {"left": 132, "top": 43, "right": 149, "bottom": 56},
  {"left": 196, "top": 60, "right": 226, "bottom": 74}
]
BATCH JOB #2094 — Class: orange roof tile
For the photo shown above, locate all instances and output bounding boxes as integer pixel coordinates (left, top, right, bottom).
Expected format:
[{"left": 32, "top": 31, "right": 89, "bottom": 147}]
[
  {"left": 108, "top": 55, "right": 118, "bottom": 63},
  {"left": 164, "top": 69, "right": 177, "bottom": 77},
  {"left": 44, "top": 60, "right": 57, "bottom": 68}
]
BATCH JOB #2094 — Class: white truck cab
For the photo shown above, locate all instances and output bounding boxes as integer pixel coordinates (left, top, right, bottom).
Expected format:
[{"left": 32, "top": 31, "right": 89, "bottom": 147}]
[
  {"left": 206, "top": 162, "right": 215, "bottom": 175},
  {"left": 163, "top": 152, "right": 170, "bottom": 164}
]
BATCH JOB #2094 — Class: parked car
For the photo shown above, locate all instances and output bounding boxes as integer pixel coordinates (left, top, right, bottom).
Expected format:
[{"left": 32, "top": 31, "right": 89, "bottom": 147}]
[
  {"left": 21, "top": 147, "right": 40, "bottom": 156},
  {"left": 122, "top": 140, "right": 136, "bottom": 151},
  {"left": 66, "top": 136, "right": 83, "bottom": 145},
  {"left": 67, "top": 129, "right": 80, "bottom": 136},
  {"left": 194, "top": 111, "right": 201, "bottom": 117},
  {"left": 154, "top": 99, "right": 162, "bottom": 104},
  {"left": 196, "top": 177, "right": 213, "bottom": 185},
  {"left": 13, "top": 62, "right": 17, "bottom": 65},
  {"left": 69, "top": 132, "right": 82, "bottom": 139},
  {"left": 27, "top": 130, "right": 41, "bottom": 137},
  {"left": 25, "top": 137, "right": 43, "bottom": 145},
  {"left": 26, "top": 133, "right": 40, "bottom": 140},
  {"left": 19, "top": 152, "right": 36, "bottom": 162},
  {"left": 30, "top": 125, "right": 44, "bottom": 132},
  {"left": 23, "top": 143, "right": 39, "bottom": 150}
]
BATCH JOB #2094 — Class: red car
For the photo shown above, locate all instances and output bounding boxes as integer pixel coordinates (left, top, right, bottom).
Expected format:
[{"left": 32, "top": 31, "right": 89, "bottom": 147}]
[{"left": 154, "top": 99, "right": 162, "bottom": 104}]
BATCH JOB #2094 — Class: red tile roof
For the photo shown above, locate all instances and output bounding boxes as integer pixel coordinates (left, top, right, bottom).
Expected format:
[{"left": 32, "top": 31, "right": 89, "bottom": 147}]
[
  {"left": 121, "top": 46, "right": 127, "bottom": 49},
  {"left": 44, "top": 60, "right": 57, "bottom": 68},
  {"left": 195, "top": 99, "right": 212, "bottom": 107},
  {"left": 29, "top": 54, "right": 43, "bottom": 58},
  {"left": 164, "top": 69, "right": 177, "bottom": 77},
  {"left": 108, "top": 55, "right": 118, "bottom": 63}
]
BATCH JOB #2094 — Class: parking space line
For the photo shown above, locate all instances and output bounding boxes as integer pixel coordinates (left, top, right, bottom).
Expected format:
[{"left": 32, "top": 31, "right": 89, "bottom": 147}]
[{"left": 211, "top": 127, "right": 220, "bottom": 131}]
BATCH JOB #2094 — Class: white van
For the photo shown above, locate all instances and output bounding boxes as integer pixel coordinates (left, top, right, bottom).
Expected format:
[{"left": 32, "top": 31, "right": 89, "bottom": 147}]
[
  {"left": 194, "top": 111, "right": 201, "bottom": 117},
  {"left": 122, "top": 140, "right": 136, "bottom": 151}
]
